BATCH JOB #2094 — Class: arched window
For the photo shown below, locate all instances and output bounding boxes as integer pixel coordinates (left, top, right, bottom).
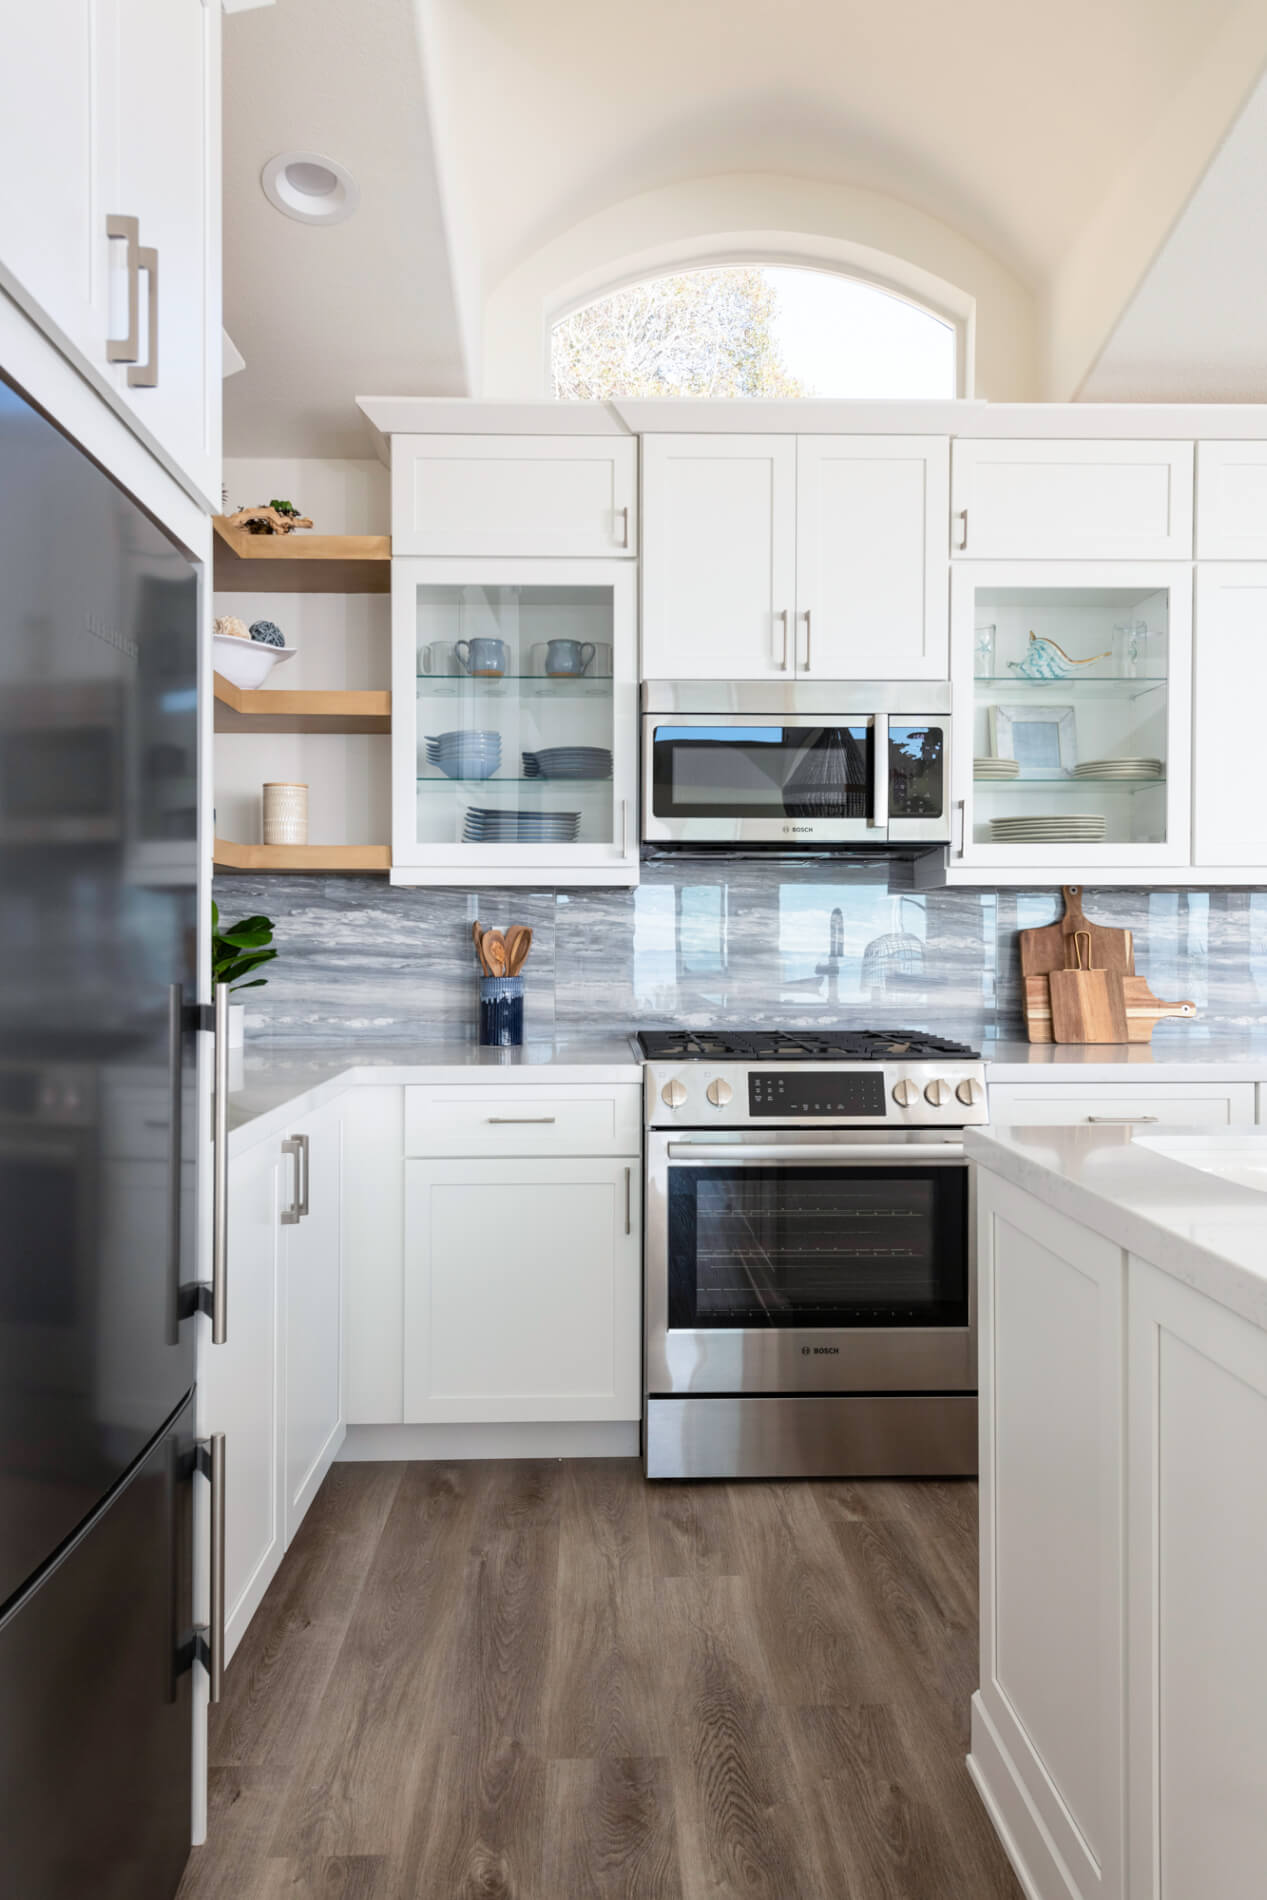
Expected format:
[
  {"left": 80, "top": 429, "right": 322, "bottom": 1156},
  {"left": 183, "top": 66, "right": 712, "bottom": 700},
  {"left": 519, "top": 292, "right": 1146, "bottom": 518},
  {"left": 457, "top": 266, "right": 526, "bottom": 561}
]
[{"left": 551, "top": 264, "right": 959, "bottom": 400}]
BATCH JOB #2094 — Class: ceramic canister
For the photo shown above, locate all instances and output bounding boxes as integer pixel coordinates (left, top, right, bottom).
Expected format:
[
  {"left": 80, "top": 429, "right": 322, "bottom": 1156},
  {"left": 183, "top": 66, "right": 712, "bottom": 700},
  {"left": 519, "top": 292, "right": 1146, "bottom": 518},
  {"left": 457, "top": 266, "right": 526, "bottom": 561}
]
[{"left": 262, "top": 781, "right": 308, "bottom": 845}]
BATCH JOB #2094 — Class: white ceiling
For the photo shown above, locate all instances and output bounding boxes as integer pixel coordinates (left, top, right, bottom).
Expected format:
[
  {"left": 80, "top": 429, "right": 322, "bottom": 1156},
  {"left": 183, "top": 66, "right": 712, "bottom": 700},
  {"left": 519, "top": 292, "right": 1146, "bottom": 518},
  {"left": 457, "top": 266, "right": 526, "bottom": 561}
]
[
  {"left": 220, "top": 0, "right": 1267, "bottom": 451},
  {"left": 222, "top": 0, "right": 472, "bottom": 457},
  {"left": 1082, "top": 69, "right": 1267, "bottom": 400}
]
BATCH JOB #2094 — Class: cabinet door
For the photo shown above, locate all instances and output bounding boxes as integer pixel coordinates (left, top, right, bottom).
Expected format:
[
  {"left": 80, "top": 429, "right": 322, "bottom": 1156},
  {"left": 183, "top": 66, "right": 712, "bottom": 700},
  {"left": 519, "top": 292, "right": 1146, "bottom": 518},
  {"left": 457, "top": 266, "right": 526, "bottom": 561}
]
[
  {"left": 952, "top": 441, "right": 1193, "bottom": 559},
  {"left": 974, "top": 1171, "right": 1125, "bottom": 1900},
  {"left": 201, "top": 1139, "right": 281, "bottom": 1665},
  {"left": 1127, "top": 1259, "right": 1267, "bottom": 1899},
  {"left": 104, "top": 0, "right": 220, "bottom": 506},
  {"left": 391, "top": 556, "right": 638, "bottom": 887},
  {"left": 403, "top": 1156, "right": 640, "bottom": 1423},
  {"left": 1193, "top": 564, "right": 1267, "bottom": 867},
  {"left": 1196, "top": 441, "right": 1267, "bottom": 557},
  {"left": 0, "top": 2, "right": 105, "bottom": 364},
  {"left": 795, "top": 436, "right": 949, "bottom": 678},
  {"left": 641, "top": 434, "right": 796, "bottom": 678},
  {"left": 392, "top": 436, "right": 637, "bottom": 557},
  {"left": 281, "top": 1107, "right": 344, "bottom": 1546}
]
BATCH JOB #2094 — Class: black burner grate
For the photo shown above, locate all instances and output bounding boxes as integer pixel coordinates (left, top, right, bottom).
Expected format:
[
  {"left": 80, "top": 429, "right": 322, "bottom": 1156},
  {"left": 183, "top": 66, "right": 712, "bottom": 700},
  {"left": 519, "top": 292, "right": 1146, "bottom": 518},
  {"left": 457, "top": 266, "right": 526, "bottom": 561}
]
[{"left": 636, "top": 1029, "right": 979, "bottom": 1062}]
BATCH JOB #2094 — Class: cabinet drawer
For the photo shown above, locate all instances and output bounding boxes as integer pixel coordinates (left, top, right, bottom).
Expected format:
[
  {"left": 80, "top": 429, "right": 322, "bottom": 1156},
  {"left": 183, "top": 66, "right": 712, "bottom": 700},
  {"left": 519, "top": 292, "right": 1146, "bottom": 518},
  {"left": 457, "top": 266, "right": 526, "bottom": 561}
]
[
  {"left": 392, "top": 435, "right": 637, "bottom": 557},
  {"left": 404, "top": 1083, "right": 641, "bottom": 1157},
  {"left": 1196, "top": 441, "right": 1267, "bottom": 557},
  {"left": 951, "top": 440, "right": 1193, "bottom": 559},
  {"left": 988, "top": 1082, "right": 1254, "bottom": 1127}
]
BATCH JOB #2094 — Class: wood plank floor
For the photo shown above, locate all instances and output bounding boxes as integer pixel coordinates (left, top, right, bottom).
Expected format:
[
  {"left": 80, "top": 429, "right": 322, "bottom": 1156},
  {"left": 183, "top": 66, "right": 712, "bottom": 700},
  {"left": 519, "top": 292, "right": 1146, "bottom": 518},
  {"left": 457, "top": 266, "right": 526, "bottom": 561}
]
[{"left": 177, "top": 1462, "right": 1022, "bottom": 1900}]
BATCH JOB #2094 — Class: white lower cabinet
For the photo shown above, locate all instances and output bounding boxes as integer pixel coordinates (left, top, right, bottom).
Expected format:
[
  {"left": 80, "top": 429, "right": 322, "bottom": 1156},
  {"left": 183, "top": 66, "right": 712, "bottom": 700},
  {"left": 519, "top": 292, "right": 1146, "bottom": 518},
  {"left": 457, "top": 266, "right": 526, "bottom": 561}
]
[
  {"left": 403, "top": 1155, "right": 640, "bottom": 1424},
  {"left": 974, "top": 1172, "right": 1125, "bottom": 1900},
  {"left": 987, "top": 1080, "right": 1256, "bottom": 1127},
  {"left": 1126, "top": 1259, "right": 1267, "bottom": 1900},
  {"left": 974, "top": 1167, "right": 1267, "bottom": 1900},
  {"left": 206, "top": 1101, "right": 344, "bottom": 1665}
]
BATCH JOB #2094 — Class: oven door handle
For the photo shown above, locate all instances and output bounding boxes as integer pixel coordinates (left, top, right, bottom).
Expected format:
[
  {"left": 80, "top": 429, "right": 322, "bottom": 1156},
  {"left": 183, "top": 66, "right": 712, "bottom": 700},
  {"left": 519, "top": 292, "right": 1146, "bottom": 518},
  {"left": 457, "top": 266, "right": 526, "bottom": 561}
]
[{"left": 665, "top": 1141, "right": 965, "bottom": 1164}]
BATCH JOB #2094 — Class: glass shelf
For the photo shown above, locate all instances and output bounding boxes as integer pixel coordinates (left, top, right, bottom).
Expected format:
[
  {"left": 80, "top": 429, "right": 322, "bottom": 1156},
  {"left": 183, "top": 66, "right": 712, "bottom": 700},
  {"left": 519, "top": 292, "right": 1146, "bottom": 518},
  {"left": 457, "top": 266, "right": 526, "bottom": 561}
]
[
  {"left": 416, "top": 674, "right": 612, "bottom": 697},
  {"left": 973, "top": 773, "right": 1166, "bottom": 789},
  {"left": 973, "top": 676, "right": 1165, "bottom": 700},
  {"left": 416, "top": 776, "right": 611, "bottom": 789}
]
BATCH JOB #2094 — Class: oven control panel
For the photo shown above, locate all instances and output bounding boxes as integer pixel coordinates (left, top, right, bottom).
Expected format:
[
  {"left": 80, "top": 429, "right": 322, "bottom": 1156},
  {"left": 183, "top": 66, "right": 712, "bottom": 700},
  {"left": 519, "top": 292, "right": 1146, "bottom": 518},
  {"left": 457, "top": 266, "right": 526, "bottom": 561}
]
[{"left": 748, "top": 1070, "right": 887, "bottom": 1118}]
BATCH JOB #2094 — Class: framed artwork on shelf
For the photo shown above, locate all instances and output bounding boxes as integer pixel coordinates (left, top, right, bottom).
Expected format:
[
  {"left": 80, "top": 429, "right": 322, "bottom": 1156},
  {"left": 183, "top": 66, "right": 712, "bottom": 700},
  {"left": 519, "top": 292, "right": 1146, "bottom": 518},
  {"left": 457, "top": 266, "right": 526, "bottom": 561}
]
[{"left": 988, "top": 703, "right": 1077, "bottom": 778}]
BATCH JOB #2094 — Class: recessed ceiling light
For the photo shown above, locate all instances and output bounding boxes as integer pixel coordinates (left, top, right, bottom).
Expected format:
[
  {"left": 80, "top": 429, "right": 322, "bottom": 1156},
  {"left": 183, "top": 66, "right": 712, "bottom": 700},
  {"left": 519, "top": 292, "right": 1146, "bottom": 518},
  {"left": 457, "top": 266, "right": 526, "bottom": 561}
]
[{"left": 261, "top": 151, "right": 359, "bottom": 226}]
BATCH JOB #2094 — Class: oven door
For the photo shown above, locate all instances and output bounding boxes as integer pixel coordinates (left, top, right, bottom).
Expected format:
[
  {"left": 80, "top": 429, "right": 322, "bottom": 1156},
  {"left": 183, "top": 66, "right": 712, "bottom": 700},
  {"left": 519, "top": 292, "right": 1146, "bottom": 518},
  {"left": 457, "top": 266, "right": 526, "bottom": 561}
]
[
  {"left": 645, "top": 1127, "right": 974, "bottom": 1395},
  {"left": 642, "top": 712, "right": 949, "bottom": 845}
]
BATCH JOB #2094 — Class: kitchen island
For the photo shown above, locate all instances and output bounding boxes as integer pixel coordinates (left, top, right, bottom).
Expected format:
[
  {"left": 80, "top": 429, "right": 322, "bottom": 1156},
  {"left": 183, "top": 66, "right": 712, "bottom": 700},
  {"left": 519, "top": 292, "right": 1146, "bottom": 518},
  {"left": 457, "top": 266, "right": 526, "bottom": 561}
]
[{"left": 965, "top": 1120, "right": 1267, "bottom": 1900}]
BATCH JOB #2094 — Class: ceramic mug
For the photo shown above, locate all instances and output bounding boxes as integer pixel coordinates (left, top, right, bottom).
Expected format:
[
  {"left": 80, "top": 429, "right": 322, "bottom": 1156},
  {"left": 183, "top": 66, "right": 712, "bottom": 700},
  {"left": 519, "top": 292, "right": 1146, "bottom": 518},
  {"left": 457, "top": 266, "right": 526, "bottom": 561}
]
[
  {"left": 455, "top": 637, "right": 509, "bottom": 678},
  {"left": 420, "top": 639, "right": 459, "bottom": 676},
  {"left": 545, "top": 638, "right": 596, "bottom": 677}
]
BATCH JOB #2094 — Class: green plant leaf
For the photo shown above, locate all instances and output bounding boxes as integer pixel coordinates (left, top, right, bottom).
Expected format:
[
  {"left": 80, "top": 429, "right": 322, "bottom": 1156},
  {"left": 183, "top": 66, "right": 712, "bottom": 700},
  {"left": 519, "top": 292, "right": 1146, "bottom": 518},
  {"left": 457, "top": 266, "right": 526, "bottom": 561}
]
[{"left": 230, "top": 978, "right": 268, "bottom": 991}]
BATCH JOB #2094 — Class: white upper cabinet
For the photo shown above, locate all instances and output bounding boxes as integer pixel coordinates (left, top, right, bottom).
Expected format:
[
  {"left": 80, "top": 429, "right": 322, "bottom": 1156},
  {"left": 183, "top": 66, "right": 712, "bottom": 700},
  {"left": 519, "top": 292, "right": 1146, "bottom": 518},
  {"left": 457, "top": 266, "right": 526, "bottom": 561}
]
[
  {"left": 0, "top": 3, "right": 105, "bottom": 365},
  {"left": 1193, "top": 564, "right": 1267, "bottom": 868},
  {"left": 1196, "top": 441, "right": 1267, "bottom": 557},
  {"left": 642, "top": 433, "right": 948, "bottom": 680},
  {"left": 392, "top": 436, "right": 638, "bottom": 557},
  {"left": 103, "top": 0, "right": 220, "bottom": 508},
  {"left": 795, "top": 436, "right": 949, "bottom": 678},
  {"left": 641, "top": 434, "right": 797, "bottom": 679},
  {"left": 0, "top": 0, "right": 220, "bottom": 509},
  {"left": 951, "top": 441, "right": 1194, "bottom": 560}
]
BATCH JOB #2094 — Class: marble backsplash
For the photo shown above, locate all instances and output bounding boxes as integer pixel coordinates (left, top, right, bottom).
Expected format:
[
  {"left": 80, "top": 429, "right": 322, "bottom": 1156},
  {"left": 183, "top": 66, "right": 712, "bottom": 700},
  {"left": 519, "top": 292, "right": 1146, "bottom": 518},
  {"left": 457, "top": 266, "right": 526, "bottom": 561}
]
[{"left": 215, "top": 864, "right": 1267, "bottom": 1046}]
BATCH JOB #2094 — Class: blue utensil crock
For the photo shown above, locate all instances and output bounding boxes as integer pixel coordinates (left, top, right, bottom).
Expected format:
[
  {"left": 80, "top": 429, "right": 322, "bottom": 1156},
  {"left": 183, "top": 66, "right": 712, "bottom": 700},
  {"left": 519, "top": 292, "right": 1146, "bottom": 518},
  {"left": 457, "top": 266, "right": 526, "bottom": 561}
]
[{"left": 479, "top": 975, "right": 524, "bottom": 1047}]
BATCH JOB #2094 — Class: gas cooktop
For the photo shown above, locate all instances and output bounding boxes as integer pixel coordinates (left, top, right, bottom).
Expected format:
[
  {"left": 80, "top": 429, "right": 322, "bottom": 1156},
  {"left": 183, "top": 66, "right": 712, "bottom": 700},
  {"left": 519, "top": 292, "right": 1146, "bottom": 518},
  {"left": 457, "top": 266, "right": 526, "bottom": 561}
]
[{"left": 636, "top": 1028, "right": 980, "bottom": 1063}]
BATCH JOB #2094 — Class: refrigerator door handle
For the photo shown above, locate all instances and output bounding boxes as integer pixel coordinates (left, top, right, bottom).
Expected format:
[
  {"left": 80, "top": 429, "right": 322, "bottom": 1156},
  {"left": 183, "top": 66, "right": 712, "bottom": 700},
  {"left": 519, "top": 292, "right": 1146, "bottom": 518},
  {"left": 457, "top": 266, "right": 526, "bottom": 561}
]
[
  {"left": 191, "top": 1434, "right": 225, "bottom": 1703},
  {"left": 166, "top": 983, "right": 184, "bottom": 1347},
  {"left": 181, "top": 986, "right": 231, "bottom": 1339}
]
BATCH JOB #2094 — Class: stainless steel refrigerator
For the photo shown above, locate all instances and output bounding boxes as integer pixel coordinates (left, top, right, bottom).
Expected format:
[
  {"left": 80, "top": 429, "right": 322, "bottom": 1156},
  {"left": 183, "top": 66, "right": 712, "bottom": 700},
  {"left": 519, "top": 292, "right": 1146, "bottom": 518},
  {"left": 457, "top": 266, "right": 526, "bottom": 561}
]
[{"left": 0, "top": 374, "right": 202, "bottom": 1898}]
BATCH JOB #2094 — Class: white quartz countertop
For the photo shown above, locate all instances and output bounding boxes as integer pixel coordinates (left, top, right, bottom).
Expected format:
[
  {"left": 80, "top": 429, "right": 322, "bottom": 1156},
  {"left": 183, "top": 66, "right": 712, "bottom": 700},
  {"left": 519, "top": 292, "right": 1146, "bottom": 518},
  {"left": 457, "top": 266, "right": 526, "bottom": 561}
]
[
  {"left": 983, "top": 1026, "right": 1267, "bottom": 1082},
  {"left": 966, "top": 1121, "right": 1267, "bottom": 1331},
  {"left": 227, "top": 1034, "right": 643, "bottom": 1153}
]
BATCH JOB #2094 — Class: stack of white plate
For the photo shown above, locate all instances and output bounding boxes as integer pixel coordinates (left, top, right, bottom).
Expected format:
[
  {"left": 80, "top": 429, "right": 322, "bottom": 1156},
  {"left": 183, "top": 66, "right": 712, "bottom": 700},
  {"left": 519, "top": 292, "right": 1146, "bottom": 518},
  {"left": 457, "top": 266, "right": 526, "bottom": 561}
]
[
  {"left": 974, "top": 757, "right": 1020, "bottom": 780},
  {"left": 1071, "top": 758, "right": 1163, "bottom": 781},
  {"left": 989, "top": 814, "right": 1108, "bottom": 842},
  {"left": 463, "top": 807, "right": 580, "bottom": 843},
  {"left": 522, "top": 746, "right": 612, "bottom": 780}
]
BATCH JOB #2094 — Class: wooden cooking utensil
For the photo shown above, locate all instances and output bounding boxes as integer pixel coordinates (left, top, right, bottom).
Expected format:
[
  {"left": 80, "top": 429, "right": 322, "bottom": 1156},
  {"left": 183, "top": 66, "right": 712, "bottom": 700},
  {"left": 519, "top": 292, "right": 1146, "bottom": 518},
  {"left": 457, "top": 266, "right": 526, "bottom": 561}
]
[
  {"left": 472, "top": 921, "right": 489, "bottom": 974},
  {"left": 505, "top": 924, "right": 531, "bottom": 976},
  {"left": 1018, "top": 886, "right": 1134, "bottom": 982},
  {"left": 1047, "top": 930, "right": 1129, "bottom": 1044},
  {"left": 512, "top": 926, "right": 533, "bottom": 975},
  {"left": 482, "top": 930, "right": 507, "bottom": 977}
]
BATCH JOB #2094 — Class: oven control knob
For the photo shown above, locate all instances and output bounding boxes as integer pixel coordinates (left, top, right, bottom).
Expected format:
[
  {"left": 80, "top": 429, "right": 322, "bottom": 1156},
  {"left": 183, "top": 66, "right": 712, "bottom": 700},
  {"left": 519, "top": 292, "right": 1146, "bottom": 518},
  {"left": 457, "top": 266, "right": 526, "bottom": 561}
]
[
  {"left": 924, "top": 1078, "right": 952, "bottom": 1107},
  {"left": 660, "top": 1078, "right": 688, "bottom": 1109},
  {"left": 956, "top": 1078, "right": 985, "bottom": 1107},
  {"left": 706, "top": 1077, "right": 733, "bottom": 1107},
  {"left": 892, "top": 1079, "right": 920, "bottom": 1108}
]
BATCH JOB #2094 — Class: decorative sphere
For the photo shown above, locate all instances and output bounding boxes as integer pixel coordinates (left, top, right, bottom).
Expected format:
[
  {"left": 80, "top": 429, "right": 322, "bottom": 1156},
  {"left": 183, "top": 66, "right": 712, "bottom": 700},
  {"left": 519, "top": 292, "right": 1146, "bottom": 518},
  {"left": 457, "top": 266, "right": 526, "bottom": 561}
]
[
  {"left": 214, "top": 615, "right": 249, "bottom": 640},
  {"left": 249, "top": 620, "right": 286, "bottom": 648}
]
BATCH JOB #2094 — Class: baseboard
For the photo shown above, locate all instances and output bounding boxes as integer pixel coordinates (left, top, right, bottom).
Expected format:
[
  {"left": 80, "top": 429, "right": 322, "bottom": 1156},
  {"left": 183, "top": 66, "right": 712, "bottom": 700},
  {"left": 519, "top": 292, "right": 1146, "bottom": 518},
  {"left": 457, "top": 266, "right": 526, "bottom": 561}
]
[
  {"left": 967, "top": 1695, "right": 1084, "bottom": 1900},
  {"left": 338, "top": 1420, "right": 641, "bottom": 1462}
]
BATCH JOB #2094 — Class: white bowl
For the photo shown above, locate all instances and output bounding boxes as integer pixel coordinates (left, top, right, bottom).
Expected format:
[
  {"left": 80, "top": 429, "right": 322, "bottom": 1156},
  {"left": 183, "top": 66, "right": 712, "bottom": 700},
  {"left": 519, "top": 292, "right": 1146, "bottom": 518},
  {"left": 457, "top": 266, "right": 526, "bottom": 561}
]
[{"left": 213, "top": 633, "right": 297, "bottom": 691}]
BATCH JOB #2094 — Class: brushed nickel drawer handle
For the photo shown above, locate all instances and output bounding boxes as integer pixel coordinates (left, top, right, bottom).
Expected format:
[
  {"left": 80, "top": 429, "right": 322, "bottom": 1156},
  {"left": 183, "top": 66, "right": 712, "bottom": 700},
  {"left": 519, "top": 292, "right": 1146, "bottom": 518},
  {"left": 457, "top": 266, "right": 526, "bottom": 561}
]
[
  {"left": 1087, "top": 1114, "right": 1159, "bottom": 1124},
  {"left": 487, "top": 1115, "right": 557, "bottom": 1124}
]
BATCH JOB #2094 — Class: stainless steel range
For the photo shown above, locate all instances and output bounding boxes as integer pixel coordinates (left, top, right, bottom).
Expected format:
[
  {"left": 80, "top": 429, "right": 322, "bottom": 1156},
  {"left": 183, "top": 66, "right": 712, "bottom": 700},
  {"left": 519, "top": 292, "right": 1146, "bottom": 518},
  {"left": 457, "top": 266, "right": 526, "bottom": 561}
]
[{"left": 640, "top": 1028, "right": 988, "bottom": 1480}]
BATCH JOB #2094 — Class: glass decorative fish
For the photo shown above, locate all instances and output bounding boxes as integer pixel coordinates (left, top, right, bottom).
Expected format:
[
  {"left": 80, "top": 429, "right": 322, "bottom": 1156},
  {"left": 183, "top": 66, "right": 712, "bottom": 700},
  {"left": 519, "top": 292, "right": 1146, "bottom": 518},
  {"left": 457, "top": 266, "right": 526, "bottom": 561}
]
[{"left": 1009, "top": 631, "right": 1110, "bottom": 680}]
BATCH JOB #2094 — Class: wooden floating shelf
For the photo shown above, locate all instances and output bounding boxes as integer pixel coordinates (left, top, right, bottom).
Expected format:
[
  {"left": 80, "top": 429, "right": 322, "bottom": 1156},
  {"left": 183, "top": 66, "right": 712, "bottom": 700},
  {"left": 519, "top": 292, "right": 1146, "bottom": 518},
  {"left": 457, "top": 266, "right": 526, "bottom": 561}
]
[
  {"left": 213, "top": 672, "right": 391, "bottom": 734},
  {"left": 213, "top": 839, "right": 391, "bottom": 874},
  {"left": 213, "top": 518, "right": 391, "bottom": 594}
]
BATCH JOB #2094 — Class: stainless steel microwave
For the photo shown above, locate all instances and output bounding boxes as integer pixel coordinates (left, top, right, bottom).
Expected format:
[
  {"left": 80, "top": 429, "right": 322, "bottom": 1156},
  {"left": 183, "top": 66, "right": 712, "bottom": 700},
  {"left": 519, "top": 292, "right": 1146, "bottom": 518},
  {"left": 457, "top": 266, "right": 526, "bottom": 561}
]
[{"left": 641, "top": 681, "right": 951, "bottom": 849}]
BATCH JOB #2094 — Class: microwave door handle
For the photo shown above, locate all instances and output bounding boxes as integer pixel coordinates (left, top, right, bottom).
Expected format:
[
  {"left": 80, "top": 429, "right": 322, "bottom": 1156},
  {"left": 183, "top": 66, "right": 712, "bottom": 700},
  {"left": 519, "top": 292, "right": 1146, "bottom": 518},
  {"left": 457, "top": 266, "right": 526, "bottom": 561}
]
[{"left": 870, "top": 713, "right": 889, "bottom": 831}]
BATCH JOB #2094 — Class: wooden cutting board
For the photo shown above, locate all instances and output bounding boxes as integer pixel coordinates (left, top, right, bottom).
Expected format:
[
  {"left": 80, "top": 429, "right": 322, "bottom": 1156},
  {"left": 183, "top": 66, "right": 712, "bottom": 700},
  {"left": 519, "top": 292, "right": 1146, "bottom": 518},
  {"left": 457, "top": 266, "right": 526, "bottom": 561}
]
[
  {"left": 1048, "top": 940, "right": 1129, "bottom": 1045},
  {"left": 1018, "top": 886, "right": 1134, "bottom": 980},
  {"left": 1024, "top": 973, "right": 1196, "bottom": 1044}
]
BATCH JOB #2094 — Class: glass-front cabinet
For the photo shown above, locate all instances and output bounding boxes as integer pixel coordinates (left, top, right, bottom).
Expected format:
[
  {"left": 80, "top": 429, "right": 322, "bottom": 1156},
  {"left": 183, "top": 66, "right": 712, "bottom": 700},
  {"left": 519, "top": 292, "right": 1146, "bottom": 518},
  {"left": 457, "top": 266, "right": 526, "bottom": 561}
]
[
  {"left": 391, "top": 558, "right": 638, "bottom": 885},
  {"left": 951, "top": 562, "right": 1192, "bottom": 871}
]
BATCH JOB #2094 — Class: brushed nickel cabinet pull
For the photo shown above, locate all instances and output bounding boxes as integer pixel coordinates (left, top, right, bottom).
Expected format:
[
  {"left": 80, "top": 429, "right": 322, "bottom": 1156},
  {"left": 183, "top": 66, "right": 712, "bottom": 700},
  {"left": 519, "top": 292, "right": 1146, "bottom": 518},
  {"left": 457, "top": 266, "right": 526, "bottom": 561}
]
[
  {"left": 106, "top": 215, "right": 140, "bottom": 363},
  {"left": 957, "top": 508, "right": 969, "bottom": 551},
  {"left": 776, "top": 608, "right": 790, "bottom": 671},
  {"left": 129, "top": 245, "right": 159, "bottom": 388},
  {"left": 801, "top": 608, "right": 813, "bottom": 672},
  {"left": 1087, "top": 1114, "right": 1160, "bottom": 1124},
  {"left": 487, "top": 1115, "right": 557, "bottom": 1124},
  {"left": 617, "top": 504, "right": 630, "bottom": 548},
  {"left": 281, "top": 1133, "right": 308, "bottom": 1223}
]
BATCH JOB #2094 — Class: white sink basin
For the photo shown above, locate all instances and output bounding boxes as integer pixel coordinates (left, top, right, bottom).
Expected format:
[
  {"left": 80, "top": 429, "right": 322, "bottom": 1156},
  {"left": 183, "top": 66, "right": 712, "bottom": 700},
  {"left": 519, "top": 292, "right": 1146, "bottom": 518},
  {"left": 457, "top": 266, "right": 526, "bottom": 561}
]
[{"left": 1133, "top": 1131, "right": 1267, "bottom": 1195}]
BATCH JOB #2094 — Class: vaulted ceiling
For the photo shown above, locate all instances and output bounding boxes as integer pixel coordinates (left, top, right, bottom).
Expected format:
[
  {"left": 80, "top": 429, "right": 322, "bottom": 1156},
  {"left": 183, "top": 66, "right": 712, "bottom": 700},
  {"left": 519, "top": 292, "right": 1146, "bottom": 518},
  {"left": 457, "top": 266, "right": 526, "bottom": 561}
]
[{"left": 222, "top": 0, "right": 1267, "bottom": 453}]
